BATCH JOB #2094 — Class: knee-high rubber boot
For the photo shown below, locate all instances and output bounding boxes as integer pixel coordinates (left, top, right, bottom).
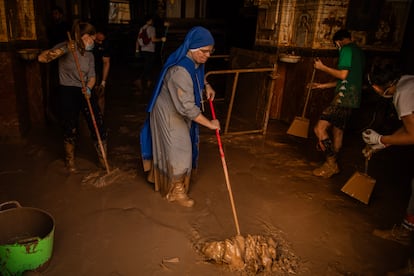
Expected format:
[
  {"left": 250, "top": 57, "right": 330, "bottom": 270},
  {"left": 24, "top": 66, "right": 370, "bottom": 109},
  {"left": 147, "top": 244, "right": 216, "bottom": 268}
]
[
  {"left": 94, "top": 141, "right": 107, "bottom": 169},
  {"left": 64, "top": 141, "right": 76, "bottom": 173},
  {"left": 166, "top": 182, "right": 194, "bottom": 207}
]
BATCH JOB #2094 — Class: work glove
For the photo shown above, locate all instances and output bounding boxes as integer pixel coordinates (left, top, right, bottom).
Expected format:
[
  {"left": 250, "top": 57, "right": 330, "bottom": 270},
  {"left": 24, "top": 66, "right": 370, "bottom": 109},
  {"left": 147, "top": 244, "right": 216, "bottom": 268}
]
[{"left": 362, "top": 129, "right": 385, "bottom": 147}]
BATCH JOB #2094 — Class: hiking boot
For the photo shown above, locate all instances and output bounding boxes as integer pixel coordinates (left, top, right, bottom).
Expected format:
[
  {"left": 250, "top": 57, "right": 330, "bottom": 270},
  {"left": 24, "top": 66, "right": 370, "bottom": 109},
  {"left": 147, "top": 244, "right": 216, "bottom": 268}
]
[
  {"left": 373, "top": 224, "right": 413, "bottom": 246},
  {"left": 312, "top": 157, "right": 339, "bottom": 178}
]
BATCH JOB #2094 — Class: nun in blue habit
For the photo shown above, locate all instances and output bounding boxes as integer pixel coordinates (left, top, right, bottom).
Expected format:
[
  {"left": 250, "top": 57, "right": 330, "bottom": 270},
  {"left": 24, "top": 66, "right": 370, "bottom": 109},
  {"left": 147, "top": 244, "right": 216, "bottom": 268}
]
[{"left": 140, "top": 26, "right": 220, "bottom": 207}]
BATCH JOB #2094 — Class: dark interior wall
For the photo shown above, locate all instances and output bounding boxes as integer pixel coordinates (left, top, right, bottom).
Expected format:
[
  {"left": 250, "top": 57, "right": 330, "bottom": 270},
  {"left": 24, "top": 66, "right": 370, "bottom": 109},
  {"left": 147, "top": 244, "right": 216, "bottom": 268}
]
[
  {"left": 400, "top": 3, "right": 414, "bottom": 74},
  {"left": 206, "top": 0, "right": 257, "bottom": 50}
]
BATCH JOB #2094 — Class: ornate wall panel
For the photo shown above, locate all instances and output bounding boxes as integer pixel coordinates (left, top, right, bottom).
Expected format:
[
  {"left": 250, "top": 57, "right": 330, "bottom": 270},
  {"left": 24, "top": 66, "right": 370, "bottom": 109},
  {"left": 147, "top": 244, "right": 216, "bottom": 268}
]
[{"left": 254, "top": 0, "right": 411, "bottom": 51}]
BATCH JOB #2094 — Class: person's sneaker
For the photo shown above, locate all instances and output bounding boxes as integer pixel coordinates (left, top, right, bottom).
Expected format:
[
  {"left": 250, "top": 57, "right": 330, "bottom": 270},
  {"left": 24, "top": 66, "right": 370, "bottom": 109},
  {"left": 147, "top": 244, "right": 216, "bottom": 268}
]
[
  {"left": 312, "top": 160, "right": 340, "bottom": 178},
  {"left": 373, "top": 224, "right": 413, "bottom": 246}
]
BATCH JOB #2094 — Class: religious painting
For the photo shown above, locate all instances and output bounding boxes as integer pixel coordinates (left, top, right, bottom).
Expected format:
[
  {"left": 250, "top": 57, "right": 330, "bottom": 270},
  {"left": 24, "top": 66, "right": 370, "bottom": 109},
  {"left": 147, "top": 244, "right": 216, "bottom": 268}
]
[
  {"left": 108, "top": 0, "right": 131, "bottom": 24},
  {"left": 312, "top": 0, "right": 348, "bottom": 49},
  {"left": 360, "top": 0, "right": 411, "bottom": 50},
  {"left": 344, "top": 0, "right": 412, "bottom": 50},
  {"left": 293, "top": 12, "right": 312, "bottom": 47},
  {"left": 253, "top": 0, "right": 410, "bottom": 51}
]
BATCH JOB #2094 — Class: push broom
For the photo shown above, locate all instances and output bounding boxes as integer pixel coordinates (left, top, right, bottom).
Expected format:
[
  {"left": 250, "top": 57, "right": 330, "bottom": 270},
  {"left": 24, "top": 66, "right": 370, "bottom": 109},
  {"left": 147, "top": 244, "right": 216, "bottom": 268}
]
[
  {"left": 209, "top": 99, "right": 241, "bottom": 235},
  {"left": 200, "top": 100, "right": 298, "bottom": 273}
]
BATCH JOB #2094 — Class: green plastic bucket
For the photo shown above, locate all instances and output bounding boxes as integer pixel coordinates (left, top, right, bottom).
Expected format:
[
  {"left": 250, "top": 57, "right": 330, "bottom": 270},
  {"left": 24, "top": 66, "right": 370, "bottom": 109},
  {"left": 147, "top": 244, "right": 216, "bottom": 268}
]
[{"left": 0, "top": 201, "right": 55, "bottom": 276}]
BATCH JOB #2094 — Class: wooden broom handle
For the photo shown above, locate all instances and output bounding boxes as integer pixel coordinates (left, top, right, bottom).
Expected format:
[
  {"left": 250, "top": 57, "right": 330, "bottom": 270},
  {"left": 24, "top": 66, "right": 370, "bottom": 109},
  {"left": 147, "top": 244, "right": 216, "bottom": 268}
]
[
  {"left": 301, "top": 68, "right": 316, "bottom": 118},
  {"left": 209, "top": 99, "right": 241, "bottom": 235}
]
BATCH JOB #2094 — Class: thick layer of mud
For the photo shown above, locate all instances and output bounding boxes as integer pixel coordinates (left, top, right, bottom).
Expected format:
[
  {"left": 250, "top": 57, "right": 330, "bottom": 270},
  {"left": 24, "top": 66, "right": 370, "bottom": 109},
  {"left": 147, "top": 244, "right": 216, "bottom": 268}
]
[{"left": 199, "top": 234, "right": 300, "bottom": 275}]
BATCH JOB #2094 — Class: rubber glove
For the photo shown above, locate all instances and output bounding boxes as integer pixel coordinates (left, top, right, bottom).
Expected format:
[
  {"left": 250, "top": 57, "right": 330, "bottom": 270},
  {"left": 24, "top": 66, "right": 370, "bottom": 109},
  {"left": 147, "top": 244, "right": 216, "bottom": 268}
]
[
  {"left": 362, "top": 129, "right": 384, "bottom": 146},
  {"left": 82, "top": 86, "right": 92, "bottom": 98}
]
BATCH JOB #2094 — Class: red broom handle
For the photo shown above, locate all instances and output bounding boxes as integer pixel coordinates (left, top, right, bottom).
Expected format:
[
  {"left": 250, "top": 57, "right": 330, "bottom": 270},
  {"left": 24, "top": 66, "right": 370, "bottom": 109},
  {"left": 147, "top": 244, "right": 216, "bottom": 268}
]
[{"left": 209, "top": 99, "right": 241, "bottom": 235}]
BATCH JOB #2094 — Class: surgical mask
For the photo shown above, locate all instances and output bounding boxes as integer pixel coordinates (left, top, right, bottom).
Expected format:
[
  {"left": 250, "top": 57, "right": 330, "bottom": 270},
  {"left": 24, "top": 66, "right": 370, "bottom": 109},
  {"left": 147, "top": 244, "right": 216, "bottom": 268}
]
[
  {"left": 381, "top": 91, "right": 393, "bottom": 98},
  {"left": 85, "top": 42, "right": 94, "bottom": 51},
  {"left": 381, "top": 85, "right": 396, "bottom": 99},
  {"left": 368, "top": 74, "right": 397, "bottom": 98}
]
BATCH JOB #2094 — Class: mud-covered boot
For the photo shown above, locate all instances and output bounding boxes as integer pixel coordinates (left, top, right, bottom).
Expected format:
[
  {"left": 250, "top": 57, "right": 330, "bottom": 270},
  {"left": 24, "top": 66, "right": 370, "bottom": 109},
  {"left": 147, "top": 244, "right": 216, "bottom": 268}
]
[
  {"left": 313, "top": 156, "right": 339, "bottom": 178},
  {"left": 166, "top": 182, "right": 194, "bottom": 207},
  {"left": 64, "top": 141, "right": 76, "bottom": 173},
  {"left": 94, "top": 141, "right": 108, "bottom": 170}
]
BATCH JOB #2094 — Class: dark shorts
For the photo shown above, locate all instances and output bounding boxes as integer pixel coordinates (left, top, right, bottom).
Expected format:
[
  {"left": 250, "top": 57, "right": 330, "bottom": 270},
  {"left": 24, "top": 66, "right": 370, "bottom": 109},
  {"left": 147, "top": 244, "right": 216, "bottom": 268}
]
[{"left": 319, "top": 104, "right": 353, "bottom": 130}]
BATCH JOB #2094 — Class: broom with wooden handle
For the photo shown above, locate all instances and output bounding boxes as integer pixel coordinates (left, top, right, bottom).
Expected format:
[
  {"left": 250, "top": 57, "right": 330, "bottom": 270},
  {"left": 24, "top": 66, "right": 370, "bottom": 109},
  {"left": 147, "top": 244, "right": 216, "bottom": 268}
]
[
  {"left": 67, "top": 32, "right": 110, "bottom": 174},
  {"left": 209, "top": 99, "right": 241, "bottom": 235},
  {"left": 286, "top": 68, "right": 316, "bottom": 138}
]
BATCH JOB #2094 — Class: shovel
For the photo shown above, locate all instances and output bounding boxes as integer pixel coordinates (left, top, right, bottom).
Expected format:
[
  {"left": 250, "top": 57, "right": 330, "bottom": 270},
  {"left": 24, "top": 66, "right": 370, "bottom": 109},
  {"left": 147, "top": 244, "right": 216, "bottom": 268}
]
[
  {"left": 287, "top": 68, "right": 316, "bottom": 138},
  {"left": 341, "top": 148, "right": 376, "bottom": 204}
]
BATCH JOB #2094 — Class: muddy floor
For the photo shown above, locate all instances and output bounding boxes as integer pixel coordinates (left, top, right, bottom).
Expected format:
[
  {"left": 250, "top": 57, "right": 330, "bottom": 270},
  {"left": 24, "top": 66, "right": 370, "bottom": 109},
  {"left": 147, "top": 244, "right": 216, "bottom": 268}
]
[{"left": 1, "top": 61, "right": 414, "bottom": 276}]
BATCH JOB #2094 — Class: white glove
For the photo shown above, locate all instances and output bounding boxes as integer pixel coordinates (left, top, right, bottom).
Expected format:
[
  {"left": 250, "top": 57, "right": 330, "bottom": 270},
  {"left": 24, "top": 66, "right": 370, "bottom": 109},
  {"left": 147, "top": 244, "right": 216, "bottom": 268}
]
[{"left": 362, "top": 129, "right": 384, "bottom": 145}]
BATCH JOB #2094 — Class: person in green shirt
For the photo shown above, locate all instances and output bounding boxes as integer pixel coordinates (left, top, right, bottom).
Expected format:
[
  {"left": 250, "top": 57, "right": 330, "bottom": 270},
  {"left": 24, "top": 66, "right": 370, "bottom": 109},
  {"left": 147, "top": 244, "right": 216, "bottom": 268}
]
[{"left": 310, "top": 29, "right": 365, "bottom": 178}]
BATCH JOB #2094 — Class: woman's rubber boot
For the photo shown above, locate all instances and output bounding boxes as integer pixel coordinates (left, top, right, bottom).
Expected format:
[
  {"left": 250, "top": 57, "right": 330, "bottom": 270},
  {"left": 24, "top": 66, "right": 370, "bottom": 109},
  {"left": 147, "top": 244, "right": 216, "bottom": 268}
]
[
  {"left": 64, "top": 141, "right": 76, "bottom": 173},
  {"left": 166, "top": 182, "right": 194, "bottom": 207}
]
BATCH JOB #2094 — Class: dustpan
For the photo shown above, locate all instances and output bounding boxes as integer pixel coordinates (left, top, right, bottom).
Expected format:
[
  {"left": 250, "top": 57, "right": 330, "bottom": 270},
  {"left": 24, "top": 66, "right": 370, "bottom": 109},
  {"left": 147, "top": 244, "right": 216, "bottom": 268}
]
[
  {"left": 287, "top": 68, "right": 316, "bottom": 138},
  {"left": 341, "top": 154, "right": 376, "bottom": 204}
]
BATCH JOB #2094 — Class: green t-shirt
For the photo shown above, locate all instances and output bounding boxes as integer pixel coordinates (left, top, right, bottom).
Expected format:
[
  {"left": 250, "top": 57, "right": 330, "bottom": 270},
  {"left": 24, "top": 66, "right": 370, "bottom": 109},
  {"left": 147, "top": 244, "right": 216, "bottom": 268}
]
[{"left": 333, "top": 42, "right": 365, "bottom": 108}]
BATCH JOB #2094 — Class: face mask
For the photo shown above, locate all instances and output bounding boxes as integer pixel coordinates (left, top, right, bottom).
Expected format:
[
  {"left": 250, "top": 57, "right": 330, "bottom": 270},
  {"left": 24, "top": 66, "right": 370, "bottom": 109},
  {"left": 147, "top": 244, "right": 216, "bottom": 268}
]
[
  {"left": 85, "top": 42, "right": 94, "bottom": 51},
  {"left": 381, "top": 85, "right": 396, "bottom": 98},
  {"left": 381, "top": 93, "right": 393, "bottom": 99}
]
